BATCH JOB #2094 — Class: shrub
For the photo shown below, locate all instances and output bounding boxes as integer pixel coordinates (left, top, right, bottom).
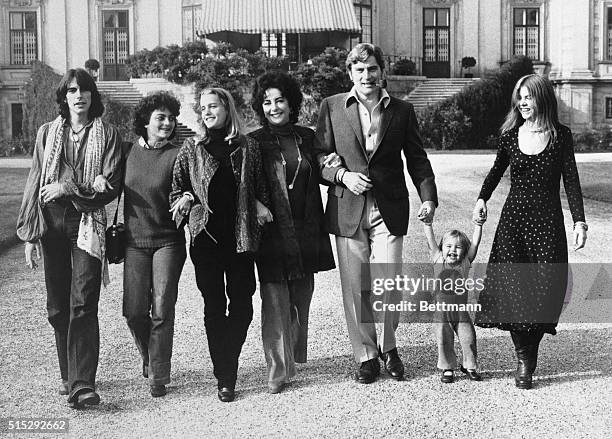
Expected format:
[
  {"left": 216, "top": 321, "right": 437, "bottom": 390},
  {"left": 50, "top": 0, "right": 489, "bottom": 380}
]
[
  {"left": 291, "top": 47, "right": 352, "bottom": 124},
  {"left": 101, "top": 97, "right": 134, "bottom": 143},
  {"left": 84, "top": 58, "right": 100, "bottom": 70},
  {"left": 573, "top": 128, "right": 612, "bottom": 151},
  {"left": 0, "top": 137, "right": 29, "bottom": 157},
  {"left": 419, "top": 55, "right": 534, "bottom": 149},
  {"left": 126, "top": 40, "right": 209, "bottom": 81},
  {"left": 21, "top": 61, "right": 62, "bottom": 149},
  {"left": 391, "top": 58, "right": 417, "bottom": 76},
  {"left": 419, "top": 101, "right": 472, "bottom": 149},
  {"left": 461, "top": 56, "right": 476, "bottom": 69}
]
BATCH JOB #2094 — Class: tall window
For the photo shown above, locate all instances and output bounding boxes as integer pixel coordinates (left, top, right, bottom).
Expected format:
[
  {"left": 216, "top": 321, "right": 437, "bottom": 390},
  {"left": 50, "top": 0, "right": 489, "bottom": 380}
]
[
  {"left": 9, "top": 11, "right": 38, "bottom": 65},
  {"left": 261, "top": 33, "right": 287, "bottom": 57},
  {"left": 513, "top": 8, "right": 539, "bottom": 60},
  {"left": 352, "top": 0, "right": 372, "bottom": 46},
  {"left": 606, "top": 98, "right": 612, "bottom": 119},
  {"left": 182, "top": 2, "right": 202, "bottom": 43}
]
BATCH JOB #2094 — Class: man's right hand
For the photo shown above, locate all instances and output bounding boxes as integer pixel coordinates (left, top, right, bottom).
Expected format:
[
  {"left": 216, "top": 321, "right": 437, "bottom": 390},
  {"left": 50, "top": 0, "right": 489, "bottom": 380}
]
[
  {"left": 25, "top": 241, "right": 42, "bottom": 269},
  {"left": 341, "top": 171, "right": 373, "bottom": 196}
]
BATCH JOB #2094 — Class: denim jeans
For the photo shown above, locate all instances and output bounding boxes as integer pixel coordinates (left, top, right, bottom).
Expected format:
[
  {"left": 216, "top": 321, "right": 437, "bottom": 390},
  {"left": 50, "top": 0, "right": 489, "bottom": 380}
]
[
  {"left": 123, "top": 243, "right": 186, "bottom": 385},
  {"left": 41, "top": 202, "right": 102, "bottom": 401}
]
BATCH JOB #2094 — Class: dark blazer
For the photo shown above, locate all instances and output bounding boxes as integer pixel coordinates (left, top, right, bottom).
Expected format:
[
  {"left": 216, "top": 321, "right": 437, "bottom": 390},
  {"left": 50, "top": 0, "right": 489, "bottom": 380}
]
[
  {"left": 249, "top": 125, "right": 335, "bottom": 283},
  {"left": 314, "top": 92, "right": 438, "bottom": 237}
]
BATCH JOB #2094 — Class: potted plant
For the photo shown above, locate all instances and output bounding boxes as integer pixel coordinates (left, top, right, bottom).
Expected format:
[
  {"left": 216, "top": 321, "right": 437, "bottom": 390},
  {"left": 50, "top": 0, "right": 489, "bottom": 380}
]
[
  {"left": 84, "top": 58, "right": 100, "bottom": 81},
  {"left": 461, "top": 56, "right": 476, "bottom": 78},
  {"left": 391, "top": 58, "right": 417, "bottom": 76}
]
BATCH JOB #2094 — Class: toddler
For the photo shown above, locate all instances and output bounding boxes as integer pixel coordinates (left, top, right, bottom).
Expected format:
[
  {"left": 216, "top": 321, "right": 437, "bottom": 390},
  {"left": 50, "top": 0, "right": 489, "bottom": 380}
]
[{"left": 421, "top": 212, "right": 484, "bottom": 383}]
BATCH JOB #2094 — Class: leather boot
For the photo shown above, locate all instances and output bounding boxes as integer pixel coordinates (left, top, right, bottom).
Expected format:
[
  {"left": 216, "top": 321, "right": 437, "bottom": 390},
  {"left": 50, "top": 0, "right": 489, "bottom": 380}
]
[{"left": 514, "top": 346, "right": 533, "bottom": 389}]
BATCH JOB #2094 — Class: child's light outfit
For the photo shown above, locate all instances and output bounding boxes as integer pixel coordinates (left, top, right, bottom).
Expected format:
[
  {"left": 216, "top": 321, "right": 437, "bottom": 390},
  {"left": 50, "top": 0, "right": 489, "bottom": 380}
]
[{"left": 432, "top": 250, "right": 478, "bottom": 370}]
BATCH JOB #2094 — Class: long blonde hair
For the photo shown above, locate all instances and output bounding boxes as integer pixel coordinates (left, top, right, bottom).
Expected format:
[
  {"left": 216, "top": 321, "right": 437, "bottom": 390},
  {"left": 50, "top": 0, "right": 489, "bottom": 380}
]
[
  {"left": 500, "top": 74, "right": 559, "bottom": 141},
  {"left": 199, "top": 87, "right": 243, "bottom": 143}
]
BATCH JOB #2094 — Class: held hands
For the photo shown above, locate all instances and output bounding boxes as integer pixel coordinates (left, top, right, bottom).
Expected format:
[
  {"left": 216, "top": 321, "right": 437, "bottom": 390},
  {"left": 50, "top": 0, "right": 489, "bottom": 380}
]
[
  {"left": 255, "top": 199, "right": 273, "bottom": 226},
  {"left": 322, "top": 152, "right": 342, "bottom": 168},
  {"left": 39, "top": 183, "right": 65, "bottom": 205},
  {"left": 169, "top": 194, "right": 192, "bottom": 222},
  {"left": 417, "top": 201, "right": 436, "bottom": 224},
  {"left": 573, "top": 226, "right": 587, "bottom": 251},
  {"left": 473, "top": 199, "right": 487, "bottom": 226},
  {"left": 25, "top": 241, "right": 42, "bottom": 269},
  {"left": 341, "top": 172, "right": 372, "bottom": 196},
  {"left": 93, "top": 175, "right": 113, "bottom": 193}
]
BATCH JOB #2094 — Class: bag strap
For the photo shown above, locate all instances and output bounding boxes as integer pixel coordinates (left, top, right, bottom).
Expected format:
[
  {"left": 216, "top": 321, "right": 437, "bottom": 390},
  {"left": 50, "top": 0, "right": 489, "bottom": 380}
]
[
  {"left": 112, "top": 190, "right": 122, "bottom": 226},
  {"left": 111, "top": 140, "right": 133, "bottom": 226}
]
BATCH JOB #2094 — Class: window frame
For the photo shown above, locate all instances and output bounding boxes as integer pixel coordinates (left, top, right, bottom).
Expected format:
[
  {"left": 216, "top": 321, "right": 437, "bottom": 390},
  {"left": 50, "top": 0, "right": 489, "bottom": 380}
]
[
  {"left": 352, "top": 0, "right": 372, "bottom": 47},
  {"left": 261, "top": 33, "right": 287, "bottom": 57},
  {"left": 182, "top": 4, "right": 202, "bottom": 43},
  {"left": 9, "top": 10, "right": 38, "bottom": 65},
  {"left": 512, "top": 7, "right": 540, "bottom": 61}
]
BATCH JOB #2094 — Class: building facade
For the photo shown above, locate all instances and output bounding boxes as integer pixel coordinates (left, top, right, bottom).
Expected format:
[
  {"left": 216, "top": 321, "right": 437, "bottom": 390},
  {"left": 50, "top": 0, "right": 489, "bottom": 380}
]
[{"left": 0, "top": 0, "right": 608, "bottom": 139}]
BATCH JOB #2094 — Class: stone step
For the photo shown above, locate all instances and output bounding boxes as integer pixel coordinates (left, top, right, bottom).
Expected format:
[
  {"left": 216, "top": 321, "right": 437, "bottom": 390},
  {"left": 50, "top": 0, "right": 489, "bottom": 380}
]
[{"left": 408, "top": 78, "right": 477, "bottom": 111}]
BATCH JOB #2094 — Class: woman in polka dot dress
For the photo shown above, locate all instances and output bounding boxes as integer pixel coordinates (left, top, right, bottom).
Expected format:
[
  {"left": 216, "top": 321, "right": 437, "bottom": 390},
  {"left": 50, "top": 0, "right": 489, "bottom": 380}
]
[{"left": 472, "top": 74, "right": 588, "bottom": 389}]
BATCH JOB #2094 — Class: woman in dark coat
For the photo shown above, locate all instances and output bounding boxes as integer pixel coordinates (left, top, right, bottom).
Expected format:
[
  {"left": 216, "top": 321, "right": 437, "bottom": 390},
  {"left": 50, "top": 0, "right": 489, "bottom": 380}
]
[
  {"left": 473, "top": 74, "right": 587, "bottom": 389},
  {"left": 249, "top": 71, "right": 335, "bottom": 394}
]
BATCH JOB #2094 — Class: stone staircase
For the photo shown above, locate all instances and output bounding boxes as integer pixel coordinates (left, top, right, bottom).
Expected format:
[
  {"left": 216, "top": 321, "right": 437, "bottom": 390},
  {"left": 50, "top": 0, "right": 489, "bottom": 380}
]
[
  {"left": 408, "top": 78, "right": 477, "bottom": 112},
  {"left": 96, "top": 80, "right": 197, "bottom": 144}
]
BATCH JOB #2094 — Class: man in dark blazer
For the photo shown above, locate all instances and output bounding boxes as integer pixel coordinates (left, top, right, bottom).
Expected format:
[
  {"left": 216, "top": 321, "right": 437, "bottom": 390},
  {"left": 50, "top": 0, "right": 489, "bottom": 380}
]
[{"left": 315, "top": 43, "right": 438, "bottom": 384}]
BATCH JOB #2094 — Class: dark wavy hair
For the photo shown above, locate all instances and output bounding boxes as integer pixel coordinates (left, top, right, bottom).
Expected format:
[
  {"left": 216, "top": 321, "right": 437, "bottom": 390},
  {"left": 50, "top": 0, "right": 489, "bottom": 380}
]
[
  {"left": 251, "top": 70, "right": 302, "bottom": 126},
  {"left": 133, "top": 91, "right": 181, "bottom": 140},
  {"left": 56, "top": 68, "right": 104, "bottom": 119}
]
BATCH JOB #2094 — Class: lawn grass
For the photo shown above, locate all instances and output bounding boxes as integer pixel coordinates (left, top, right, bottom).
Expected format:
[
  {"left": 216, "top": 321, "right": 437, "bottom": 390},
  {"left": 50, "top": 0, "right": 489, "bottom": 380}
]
[
  {"left": 576, "top": 162, "right": 612, "bottom": 202},
  {"left": 0, "top": 168, "right": 29, "bottom": 250}
]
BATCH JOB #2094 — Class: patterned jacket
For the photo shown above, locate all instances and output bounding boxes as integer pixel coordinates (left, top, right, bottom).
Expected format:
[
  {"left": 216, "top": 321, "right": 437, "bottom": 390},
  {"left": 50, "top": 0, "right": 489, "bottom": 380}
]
[{"left": 170, "top": 134, "right": 269, "bottom": 253}]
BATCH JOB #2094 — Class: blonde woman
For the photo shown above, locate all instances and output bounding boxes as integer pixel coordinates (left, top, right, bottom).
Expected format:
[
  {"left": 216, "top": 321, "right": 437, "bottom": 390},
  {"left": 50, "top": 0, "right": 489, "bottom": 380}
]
[{"left": 170, "top": 88, "right": 269, "bottom": 402}]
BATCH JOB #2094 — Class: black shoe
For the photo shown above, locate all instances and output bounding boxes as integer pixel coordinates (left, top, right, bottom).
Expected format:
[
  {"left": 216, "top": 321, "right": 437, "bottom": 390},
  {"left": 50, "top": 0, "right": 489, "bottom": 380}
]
[
  {"left": 355, "top": 358, "right": 380, "bottom": 384},
  {"left": 142, "top": 363, "right": 149, "bottom": 379},
  {"left": 380, "top": 348, "right": 404, "bottom": 381},
  {"left": 59, "top": 380, "right": 69, "bottom": 395},
  {"left": 217, "top": 386, "right": 235, "bottom": 402},
  {"left": 459, "top": 366, "right": 483, "bottom": 381},
  {"left": 69, "top": 390, "right": 100, "bottom": 409},
  {"left": 150, "top": 384, "right": 166, "bottom": 397},
  {"left": 441, "top": 369, "right": 454, "bottom": 383}
]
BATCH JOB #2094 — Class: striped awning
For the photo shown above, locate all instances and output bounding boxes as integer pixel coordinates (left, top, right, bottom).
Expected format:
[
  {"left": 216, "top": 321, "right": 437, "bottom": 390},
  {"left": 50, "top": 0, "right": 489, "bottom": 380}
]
[{"left": 199, "top": 0, "right": 361, "bottom": 34}]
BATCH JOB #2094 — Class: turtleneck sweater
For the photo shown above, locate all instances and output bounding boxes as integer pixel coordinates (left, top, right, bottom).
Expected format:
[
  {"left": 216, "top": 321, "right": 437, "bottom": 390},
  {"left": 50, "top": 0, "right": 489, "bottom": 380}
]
[{"left": 203, "top": 128, "right": 238, "bottom": 245}]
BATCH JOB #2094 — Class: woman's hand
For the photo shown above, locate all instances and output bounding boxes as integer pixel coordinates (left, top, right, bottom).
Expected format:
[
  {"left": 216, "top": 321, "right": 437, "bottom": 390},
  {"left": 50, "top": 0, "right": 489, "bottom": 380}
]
[
  {"left": 256, "top": 199, "right": 273, "bottom": 226},
  {"left": 93, "top": 175, "right": 113, "bottom": 193},
  {"left": 170, "top": 194, "right": 192, "bottom": 221},
  {"left": 573, "top": 226, "right": 587, "bottom": 251},
  {"left": 39, "top": 183, "right": 65, "bottom": 205},
  {"left": 25, "top": 241, "right": 42, "bottom": 269},
  {"left": 322, "top": 152, "right": 342, "bottom": 168},
  {"left": 473, "top": 199, "right": 487, "bottom": 225}
]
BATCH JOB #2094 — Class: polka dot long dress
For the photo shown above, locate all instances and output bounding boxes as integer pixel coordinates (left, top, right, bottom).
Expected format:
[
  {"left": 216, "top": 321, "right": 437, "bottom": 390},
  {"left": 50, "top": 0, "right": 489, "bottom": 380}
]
[{"left": 474, "top": 125, "right": 585, "bottom": 334}]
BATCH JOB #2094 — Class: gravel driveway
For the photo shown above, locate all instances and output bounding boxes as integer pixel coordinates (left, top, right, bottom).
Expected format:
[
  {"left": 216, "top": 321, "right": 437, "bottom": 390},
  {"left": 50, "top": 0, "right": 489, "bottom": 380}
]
[{"left": 0, "top": 153, "right": 610, "bottom": 438}]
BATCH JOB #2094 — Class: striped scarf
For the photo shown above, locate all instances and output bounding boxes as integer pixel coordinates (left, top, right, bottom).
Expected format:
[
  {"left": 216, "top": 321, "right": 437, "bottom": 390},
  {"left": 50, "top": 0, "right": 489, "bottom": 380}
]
[{"left": 41, "top": 116, "right": 109, "bottom": 285}]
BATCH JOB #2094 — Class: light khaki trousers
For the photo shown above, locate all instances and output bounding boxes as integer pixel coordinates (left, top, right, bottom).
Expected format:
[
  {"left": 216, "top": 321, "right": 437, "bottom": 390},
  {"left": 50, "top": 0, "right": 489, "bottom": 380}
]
[{"left": 336, "top": 193, "right": 403, "bottom": 363}]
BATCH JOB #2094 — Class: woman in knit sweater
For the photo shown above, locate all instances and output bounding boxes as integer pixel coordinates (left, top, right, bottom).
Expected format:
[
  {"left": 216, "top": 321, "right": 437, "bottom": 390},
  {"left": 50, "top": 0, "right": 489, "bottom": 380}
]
[
  {"left": 170, "top": 87, "right": 270, "bottom": 402},
  {"left": 249, "top": 71, "right": 335, "bottom": 394},
  {"left": 122, "top": 91, "right": 186, "bottom": 398}
]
